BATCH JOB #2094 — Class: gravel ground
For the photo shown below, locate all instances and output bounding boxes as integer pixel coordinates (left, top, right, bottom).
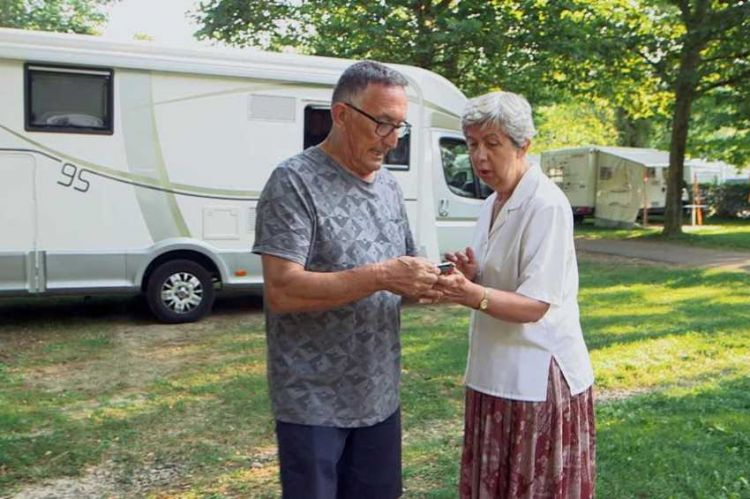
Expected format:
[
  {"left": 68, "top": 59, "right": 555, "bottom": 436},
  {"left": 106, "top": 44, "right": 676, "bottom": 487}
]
[{"left": 7, "top": 461, "right": 187, "bottom": 499}]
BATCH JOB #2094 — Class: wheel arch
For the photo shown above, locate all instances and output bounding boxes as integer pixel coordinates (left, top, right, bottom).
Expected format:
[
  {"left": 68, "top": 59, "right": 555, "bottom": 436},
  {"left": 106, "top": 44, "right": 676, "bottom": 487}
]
[{"left": 138, "top": 241, "right": 226, "bottom": 292}]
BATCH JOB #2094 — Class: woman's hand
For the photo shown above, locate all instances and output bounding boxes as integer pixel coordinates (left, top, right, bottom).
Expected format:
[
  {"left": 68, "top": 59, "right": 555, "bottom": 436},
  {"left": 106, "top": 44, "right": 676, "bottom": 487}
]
[
  {"left": 443, "top": 247, "right": 479, "bottom": 282},
  {"left": 434, "top": 269, "right": 484, "bottom": 308},
  {"left": 437, "top": 271, "right": 550, "bottom": 322}
]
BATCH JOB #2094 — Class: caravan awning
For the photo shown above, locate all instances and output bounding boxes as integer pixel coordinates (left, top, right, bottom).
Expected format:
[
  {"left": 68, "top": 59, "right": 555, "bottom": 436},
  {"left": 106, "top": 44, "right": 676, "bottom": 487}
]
[{"left": 596, "top": 147, "right": 670, "bottom": 168}]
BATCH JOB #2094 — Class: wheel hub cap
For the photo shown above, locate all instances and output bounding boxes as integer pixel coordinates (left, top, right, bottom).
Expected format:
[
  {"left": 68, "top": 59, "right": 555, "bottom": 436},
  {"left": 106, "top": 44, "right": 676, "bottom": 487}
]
[{"left": 161, "top": 272, "right": 204, "bottom": 314}]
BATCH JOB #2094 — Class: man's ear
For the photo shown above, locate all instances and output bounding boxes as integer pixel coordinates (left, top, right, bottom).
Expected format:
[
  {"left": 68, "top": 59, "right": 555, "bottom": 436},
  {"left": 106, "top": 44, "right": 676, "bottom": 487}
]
[{"left": 330, "top": 102, "right": 348, "bottom": 128}]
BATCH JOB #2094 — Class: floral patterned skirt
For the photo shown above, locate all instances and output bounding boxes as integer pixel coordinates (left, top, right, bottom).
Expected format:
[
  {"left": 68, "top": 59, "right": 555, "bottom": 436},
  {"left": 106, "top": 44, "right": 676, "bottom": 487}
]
[{"left": 459, "top": 360, "right": 596, "bottom": 498}]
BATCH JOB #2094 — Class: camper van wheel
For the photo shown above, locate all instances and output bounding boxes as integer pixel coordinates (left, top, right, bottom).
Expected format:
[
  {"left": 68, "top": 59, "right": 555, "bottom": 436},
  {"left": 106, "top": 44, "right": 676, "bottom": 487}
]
[{"left": 146, "top": 259, "right": 215, "bottom": 323}]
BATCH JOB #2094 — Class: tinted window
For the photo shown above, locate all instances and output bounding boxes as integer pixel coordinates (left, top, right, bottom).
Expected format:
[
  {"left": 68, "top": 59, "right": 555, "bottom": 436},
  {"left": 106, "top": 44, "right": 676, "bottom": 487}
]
[
  {"left": 26, "top": 65, "right": 113, "bottom": 134},
  {"left": 304, "top": 106, "right": 410, "bottom": 169},
  {"left": 385, "top": 128, "right": 410, "bottom": 168},
  {"left": 304, "top": 106, "right": 332, "bottom": 149},
  {"left": 440, "top": 138, "right": 491, "bottom": 199}
]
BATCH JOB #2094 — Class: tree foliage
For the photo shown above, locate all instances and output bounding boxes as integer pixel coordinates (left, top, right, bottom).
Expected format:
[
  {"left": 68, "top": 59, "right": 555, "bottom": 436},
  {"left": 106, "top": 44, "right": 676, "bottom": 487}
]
[
  {"left": 533, "top": 99, "right": 620, "bottom": 153},
  {"left": 193, "top": 0, "right": 615, "bottom": 102},
  {"left": 0, "top": 0, "right": 113, "bottom": 35},
  {"left": 688, "top": 87, "right": 750, "bottom": 170},
  {"left": 194, "top": 0, "right": 750, "bottom": 233}
]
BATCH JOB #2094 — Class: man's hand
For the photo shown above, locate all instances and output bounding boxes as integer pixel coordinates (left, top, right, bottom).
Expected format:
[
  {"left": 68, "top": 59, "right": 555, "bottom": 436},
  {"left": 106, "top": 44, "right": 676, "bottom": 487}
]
[{"left": 378, "top": 256, "right": 440, "bottom": 298}]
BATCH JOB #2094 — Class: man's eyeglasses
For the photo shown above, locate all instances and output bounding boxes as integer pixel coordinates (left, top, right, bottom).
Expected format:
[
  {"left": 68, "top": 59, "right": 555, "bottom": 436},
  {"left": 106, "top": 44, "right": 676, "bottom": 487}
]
[{"left": 344, "top": 103, "right": 411, "bottom": 139}]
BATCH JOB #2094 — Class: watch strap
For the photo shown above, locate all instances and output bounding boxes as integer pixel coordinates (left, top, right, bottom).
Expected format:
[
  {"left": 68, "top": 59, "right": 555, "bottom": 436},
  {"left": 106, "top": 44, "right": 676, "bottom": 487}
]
[{"left": 476, "top": 286, "right": 489, "bottom": 310}]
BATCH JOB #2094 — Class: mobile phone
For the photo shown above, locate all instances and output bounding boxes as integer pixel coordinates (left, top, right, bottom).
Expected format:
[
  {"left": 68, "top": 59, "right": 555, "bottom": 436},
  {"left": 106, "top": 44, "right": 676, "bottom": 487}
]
[{"left": 436, "top": 261, "right": 455, "bottom": 274}]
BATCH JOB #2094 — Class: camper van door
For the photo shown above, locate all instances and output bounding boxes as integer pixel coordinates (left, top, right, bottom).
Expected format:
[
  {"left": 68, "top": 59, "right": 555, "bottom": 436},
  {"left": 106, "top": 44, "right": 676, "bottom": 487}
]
[
  {"left": 433, "top": 132, "right": 486, "bottom": 252},
  {"left": 0, "top": 152, "right": 37, "bottom": 293}
]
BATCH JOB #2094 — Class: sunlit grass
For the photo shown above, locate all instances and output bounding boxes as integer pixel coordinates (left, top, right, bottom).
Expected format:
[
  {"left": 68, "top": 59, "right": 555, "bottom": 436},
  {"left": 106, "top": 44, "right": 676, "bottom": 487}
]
[
  {"left": 576, "top": 217, "right": 750, "bottom": 251},
  {"left": 1, "top": 262, "right": 749, "bottom": 497}
]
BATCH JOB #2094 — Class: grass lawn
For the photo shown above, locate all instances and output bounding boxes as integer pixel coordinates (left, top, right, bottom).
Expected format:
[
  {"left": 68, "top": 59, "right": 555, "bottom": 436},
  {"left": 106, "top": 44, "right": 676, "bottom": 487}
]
[
  {"left": 1, "top": 259, "right": 749, "bottom": 497},
  {"left": 575, "top": 217, "right": 750, "bottom": 252}
]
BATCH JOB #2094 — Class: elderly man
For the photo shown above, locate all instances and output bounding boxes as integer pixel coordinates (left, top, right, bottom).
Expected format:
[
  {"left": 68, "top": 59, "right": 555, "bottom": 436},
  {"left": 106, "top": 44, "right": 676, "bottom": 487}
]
[{"left": 253, "top": 60, "right": 440, "bottom": 499}]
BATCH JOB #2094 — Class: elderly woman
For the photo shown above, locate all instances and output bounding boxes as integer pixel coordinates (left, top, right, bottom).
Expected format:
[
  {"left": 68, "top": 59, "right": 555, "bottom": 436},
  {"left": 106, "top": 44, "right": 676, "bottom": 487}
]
[{"left": 437, "top": 91, "right": 596, "bottom": 498}]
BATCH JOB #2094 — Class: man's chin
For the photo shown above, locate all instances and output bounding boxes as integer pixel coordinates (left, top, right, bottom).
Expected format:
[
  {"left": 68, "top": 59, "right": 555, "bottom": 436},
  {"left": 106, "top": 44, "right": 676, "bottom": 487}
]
[{"left": 367, "top": 160, "right": 384, "bottom": 172}]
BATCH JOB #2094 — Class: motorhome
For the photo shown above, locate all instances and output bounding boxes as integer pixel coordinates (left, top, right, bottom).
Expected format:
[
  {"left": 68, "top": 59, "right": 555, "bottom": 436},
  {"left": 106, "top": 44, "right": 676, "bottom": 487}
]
[
  {"left": 542, "top": 146, "right": 670, "bottom": 226},
  {"left": 0, "top": 28, "right": 486, "bottom": 322}
]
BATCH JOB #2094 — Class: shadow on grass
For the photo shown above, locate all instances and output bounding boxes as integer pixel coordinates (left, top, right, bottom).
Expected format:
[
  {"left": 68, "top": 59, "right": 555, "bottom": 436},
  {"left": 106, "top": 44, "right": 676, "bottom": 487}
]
[
  {"left": 579, "top": 262, "right": 750, "bottom": 290},
  {"left": 584, "top": 301, "right": 750, "bottom": 351},
  {"left": 579, "top": 261, "right": 750, "bottom": 351},
  {"left": 0, "top": 295, "right": 155, "bottom": 328},
  {"left": 597, "top": 375, "right": 750, "bottom": 497},
  {"left": 0, "top": 293, "right": 264, "bottom": 331},
  {"left": 575, "top": 217, "right": 750, "bottom": 252}
]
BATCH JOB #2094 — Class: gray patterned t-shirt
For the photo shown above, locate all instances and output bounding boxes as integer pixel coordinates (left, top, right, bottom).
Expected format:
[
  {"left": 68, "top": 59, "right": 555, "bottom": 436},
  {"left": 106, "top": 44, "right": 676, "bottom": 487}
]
[{"left": 253, "top": 146, "right": 416, "bottom": 427}]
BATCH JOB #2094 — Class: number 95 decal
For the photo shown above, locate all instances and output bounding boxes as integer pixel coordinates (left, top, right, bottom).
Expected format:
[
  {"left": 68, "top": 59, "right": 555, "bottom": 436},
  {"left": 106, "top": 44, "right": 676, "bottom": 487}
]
[{"left": 57, "top": 162, "right": 91, "bottom": 193}]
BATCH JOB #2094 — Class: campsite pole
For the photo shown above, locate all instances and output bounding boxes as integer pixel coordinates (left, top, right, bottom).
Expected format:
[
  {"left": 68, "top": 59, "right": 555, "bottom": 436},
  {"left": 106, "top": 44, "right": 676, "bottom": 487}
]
[
  {"left": 642, "top": 175, "right": 649, "bottom": 226},
  {"left": 692, "top": 174, "right": 703, "bottom": 226}
]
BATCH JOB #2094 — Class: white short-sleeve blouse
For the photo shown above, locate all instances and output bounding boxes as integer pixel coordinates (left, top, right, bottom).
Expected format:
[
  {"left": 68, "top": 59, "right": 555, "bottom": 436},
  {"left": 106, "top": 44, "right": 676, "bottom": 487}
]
[{"left": 465, "top": 165, "right": 594, "bottom": 402}]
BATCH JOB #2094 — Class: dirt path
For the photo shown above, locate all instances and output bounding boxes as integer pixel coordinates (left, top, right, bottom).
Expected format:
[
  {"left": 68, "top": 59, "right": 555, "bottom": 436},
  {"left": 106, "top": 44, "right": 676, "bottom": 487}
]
[{"left": 575, "top": 237, "right": 750, "bottom": 273}]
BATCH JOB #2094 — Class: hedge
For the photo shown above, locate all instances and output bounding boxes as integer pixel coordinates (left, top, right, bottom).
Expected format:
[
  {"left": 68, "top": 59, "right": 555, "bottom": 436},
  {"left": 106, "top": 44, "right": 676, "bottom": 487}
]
[{"left": 698, "top": 183, "right": 750, "bottom": 218}]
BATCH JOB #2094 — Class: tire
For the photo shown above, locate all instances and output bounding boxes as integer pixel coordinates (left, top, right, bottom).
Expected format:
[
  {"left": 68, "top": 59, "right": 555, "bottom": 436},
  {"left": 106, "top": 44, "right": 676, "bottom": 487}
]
[{"left": 145, "top": 259, "right": 215, "bottom": 323}]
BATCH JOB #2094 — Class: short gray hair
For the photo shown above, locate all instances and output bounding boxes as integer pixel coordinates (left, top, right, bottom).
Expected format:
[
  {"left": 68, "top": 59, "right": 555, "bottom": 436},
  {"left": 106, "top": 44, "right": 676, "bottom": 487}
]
[
  {"left": 461, "top": 91, "right": 536, "bottom": 148},
  {"left": 332, "top": 60, "right": 409, "bottom": 104}
]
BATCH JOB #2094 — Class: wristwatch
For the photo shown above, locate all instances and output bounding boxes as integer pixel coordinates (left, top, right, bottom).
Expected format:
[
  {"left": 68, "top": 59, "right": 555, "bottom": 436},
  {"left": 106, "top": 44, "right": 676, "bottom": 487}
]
[{"left": 476, "top": 287, "right": 489, "bottom": 311}]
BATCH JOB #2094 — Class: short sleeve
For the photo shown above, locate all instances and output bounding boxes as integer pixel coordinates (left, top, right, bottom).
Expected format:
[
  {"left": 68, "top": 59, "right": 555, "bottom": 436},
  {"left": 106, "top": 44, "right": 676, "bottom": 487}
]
[
  {"left": 399, "top": 192, "right": 417, "bottom": 257},
  {"left": 252, "top": 166, "right": 314, "bottom": 266},
  {"left": 404, "top": 217, "right": 417, "bottom": 257},
  {"left": 515, "top": 203, "right": 573, "bottom": 306}
]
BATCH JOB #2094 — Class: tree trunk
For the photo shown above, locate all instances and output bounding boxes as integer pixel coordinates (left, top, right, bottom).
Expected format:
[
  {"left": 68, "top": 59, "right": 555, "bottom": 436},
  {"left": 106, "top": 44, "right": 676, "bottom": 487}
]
[{"left": 663, "top": 42, "right": 702, "bottom": 236}]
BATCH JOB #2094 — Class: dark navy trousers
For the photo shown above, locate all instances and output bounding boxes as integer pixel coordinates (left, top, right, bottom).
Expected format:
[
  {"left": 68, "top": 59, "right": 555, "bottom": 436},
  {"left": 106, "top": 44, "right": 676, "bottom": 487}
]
[{"left": 275, "top": 408, "right": 402, "bottom": 499}]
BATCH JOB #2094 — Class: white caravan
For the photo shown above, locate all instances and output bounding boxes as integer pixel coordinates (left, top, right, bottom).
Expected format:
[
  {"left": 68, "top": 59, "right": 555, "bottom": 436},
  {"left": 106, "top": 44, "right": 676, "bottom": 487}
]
[
  {"left": 540, "top": 148, "right": 598, "bottom": 222},
  {"left": 0, "top": 28, "right": 486, "bottom": 322},
  {"left": 542, "top": 146, "right": 670, "bottom": 226},
  {"left": 684, "top": 159, "right": 750, "bottom": 186}
]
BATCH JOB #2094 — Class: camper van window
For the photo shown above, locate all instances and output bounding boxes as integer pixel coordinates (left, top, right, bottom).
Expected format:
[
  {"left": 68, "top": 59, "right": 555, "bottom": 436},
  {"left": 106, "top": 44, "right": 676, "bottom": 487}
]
[
  {"left": 304, "top": 106, "right": 333, "bottom": 149},
  {"left": 599, "top": 166, "right": 613, "bottom": 180},
  {"left": 384, "top": 129, "right": 410, "bottom": 169},
  {"left": 25, "top": 64, "right": 113, "bottom": 134},
  {"left": 440, "top": 137, "right": 489, "bottom": 199},
  {"left": 304, "top": 105, "right": 410, "bottom": 169}
]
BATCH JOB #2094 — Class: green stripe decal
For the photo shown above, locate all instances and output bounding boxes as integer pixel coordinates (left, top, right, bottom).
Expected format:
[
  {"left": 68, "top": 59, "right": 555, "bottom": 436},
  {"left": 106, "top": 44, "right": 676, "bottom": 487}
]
[{"left": 0, "top": 124, "right": 261, "bottom": 199}]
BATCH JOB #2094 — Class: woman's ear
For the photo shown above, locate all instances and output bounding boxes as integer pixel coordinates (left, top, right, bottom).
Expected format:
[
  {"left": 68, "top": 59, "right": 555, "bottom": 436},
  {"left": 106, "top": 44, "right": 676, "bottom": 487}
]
[{"left": 518, "top": 139, "right": 531, "bottom": 158}]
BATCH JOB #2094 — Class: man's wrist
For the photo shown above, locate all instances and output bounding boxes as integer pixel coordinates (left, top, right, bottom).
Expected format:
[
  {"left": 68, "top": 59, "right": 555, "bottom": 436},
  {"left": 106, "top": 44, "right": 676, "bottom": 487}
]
[{"left": 372, "top": 261, "right": 389, "bottom": 291}]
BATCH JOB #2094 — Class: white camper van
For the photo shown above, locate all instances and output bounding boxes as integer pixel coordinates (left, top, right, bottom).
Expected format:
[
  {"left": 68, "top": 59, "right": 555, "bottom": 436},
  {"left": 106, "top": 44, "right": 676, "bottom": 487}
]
[
  {"left": 0, "top": 28, "right": 486, "bottom": 322},
  {"left": 542, "top": 146, "right": 669, "bottom": 226}
]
